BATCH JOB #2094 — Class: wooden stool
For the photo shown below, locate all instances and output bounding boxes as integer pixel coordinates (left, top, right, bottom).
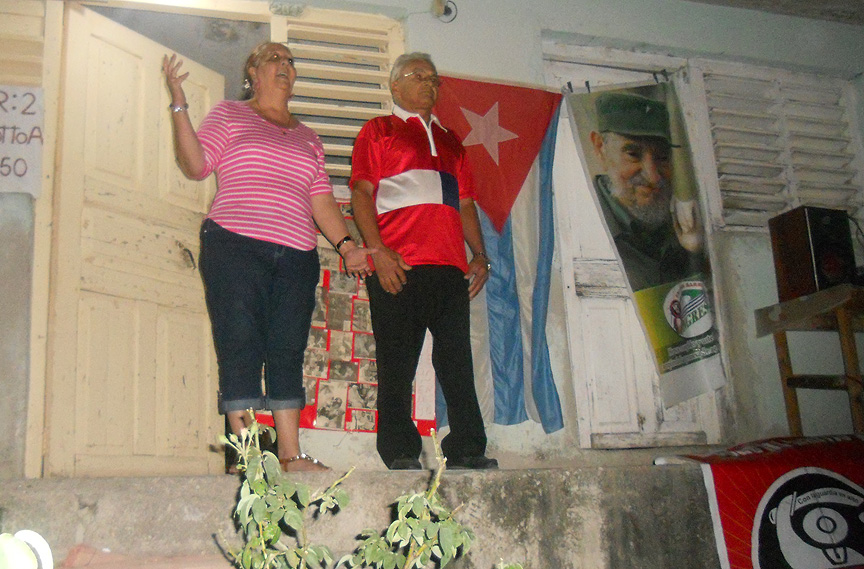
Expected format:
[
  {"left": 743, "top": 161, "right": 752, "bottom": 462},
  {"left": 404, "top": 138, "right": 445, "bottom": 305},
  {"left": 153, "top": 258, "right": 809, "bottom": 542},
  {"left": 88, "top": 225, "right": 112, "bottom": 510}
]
[{"left": 755, "top": 284, "right": 864, "bottom": 436}]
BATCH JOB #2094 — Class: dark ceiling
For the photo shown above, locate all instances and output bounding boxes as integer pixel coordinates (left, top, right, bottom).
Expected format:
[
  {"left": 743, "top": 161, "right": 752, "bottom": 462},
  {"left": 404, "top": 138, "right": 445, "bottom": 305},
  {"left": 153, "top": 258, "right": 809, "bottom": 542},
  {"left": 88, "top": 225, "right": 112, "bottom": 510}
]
[{"left": 686, "top": 0, "right": 864, "bottom": 26}]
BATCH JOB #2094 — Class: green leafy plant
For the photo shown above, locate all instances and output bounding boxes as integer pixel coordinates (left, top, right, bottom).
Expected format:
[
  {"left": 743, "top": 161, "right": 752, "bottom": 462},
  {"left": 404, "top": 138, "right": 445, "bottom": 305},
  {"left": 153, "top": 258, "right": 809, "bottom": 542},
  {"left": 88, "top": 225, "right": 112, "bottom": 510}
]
[
  {"left": 221, "top": 420, "right": 351, "bottom": 569},
  {"left": 338, "top": 433, "right": 472, "bottom": 569},
  {"left": 221, "top": 417, "right": 523, "bottom": 569}
]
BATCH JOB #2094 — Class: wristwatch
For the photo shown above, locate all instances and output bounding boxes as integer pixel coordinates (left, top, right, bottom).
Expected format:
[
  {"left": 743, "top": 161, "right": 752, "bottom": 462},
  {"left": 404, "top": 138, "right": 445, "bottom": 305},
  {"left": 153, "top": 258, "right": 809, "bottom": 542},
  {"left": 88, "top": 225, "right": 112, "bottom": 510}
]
[{"left": 475, "top": 251, "right": 491, "bottom": 272}]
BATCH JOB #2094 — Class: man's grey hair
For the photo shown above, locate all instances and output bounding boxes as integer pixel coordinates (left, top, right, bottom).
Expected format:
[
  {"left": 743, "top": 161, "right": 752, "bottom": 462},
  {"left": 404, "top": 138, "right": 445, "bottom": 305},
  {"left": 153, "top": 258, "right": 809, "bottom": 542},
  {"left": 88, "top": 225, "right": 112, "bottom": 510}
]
[{"left": 389, "top": 52, "right": 437, "bottom": 86}]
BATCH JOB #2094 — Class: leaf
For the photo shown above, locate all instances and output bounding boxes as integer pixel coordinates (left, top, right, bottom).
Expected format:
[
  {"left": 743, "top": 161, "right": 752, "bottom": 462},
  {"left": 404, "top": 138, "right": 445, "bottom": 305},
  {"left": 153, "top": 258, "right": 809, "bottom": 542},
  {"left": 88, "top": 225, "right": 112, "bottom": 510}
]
[
  {"left": 237, "top": 495, "right": 257, "bottom": 524},
  {"left": 265, "top": 493, "right": 284, "bottom": 511},
  {"left": 385, "top": 520, "right": 400, "bottom": 542},
  {"left": 439, "top": 524, "right": 454, "bottom": 554},
  {"left": 262, "top": 523, "right": 281, "bottom": 543},
  {"left": 251, "top": 496, "right": 268, "bottom": 523},
  {"left": 461, "top": 528, "right": 475, "bottom": 551},
  {"left": 318, "top": 496, "right": 335, "bottom": 514},
  {"left": 296, "top": 484, "right": 311, "bottom": 507},
  {"left": 396, "top": 521, "right": 410, "bottom": 542},
  {"left": 247, "top": 455, "right": 263, "bottom": 477},
  {"left": 368, "top": 544, "right": 384, "bottom": 564},
  {"left": 397, "top": 496, "right": 414, "bottom": 518},
  {"left": 282, "top": 507, "right": 304, "bottom": 531},
  {"left": 411, "top": 496, "right": 426, "bottom": 518},
  {"left": 263, "top": 453, "right": 282, "bottom": 481},
  {"left": 277, "top": 480, "right": 297, "bottom": 500},
  {"left": 334, "top": 488, "right": 350, "bottom": 507},
  {"left": 316, "top": 545, "right": 333, "bottom": 565},
  {"left": 251, "top": 478, "right": 269, "bottom": 496}
]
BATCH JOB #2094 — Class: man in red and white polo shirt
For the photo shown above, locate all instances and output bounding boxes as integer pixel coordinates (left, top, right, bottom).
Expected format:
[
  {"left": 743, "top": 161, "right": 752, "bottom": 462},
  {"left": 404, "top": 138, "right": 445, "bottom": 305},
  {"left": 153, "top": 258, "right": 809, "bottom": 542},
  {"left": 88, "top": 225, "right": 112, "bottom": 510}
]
[{"left": 350, "top": 52, "right": 497, "bottom": 471}]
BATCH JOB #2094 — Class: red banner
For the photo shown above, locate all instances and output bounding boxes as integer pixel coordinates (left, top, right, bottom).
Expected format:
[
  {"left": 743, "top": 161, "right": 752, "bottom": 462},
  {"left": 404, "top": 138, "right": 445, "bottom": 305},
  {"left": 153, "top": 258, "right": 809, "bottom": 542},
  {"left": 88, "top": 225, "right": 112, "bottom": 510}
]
[{"left": 687, "top": 436, "right": 864, "bottom": 569}]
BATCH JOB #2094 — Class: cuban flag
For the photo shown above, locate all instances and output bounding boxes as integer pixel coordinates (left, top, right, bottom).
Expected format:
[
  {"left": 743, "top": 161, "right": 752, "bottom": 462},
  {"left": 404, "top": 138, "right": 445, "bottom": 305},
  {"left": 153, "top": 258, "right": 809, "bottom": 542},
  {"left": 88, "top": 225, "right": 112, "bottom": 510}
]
[{"left": 434, "top": 77, "right": 564, "bottom": 433}]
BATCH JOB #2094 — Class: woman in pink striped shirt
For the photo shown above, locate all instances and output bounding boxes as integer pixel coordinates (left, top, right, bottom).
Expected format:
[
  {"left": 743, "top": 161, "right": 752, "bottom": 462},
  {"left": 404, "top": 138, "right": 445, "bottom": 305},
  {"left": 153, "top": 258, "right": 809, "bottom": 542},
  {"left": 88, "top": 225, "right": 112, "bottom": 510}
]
[{"left": 163, "top": 42, "right": 371, "bottom": 472}]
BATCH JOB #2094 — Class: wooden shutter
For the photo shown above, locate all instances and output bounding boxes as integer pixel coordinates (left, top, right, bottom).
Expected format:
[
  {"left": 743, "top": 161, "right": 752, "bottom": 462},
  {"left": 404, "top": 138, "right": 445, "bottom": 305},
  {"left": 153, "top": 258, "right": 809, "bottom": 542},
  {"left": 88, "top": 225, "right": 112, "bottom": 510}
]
[
  {"left": 0, "top": 0, "right": 44, "bottom": 85},
  {"left": 697, "top": 62, "right": 863, "bottom": 228},
  {"left": 272, "top": 11, "right": 404, "bottom": 191}
]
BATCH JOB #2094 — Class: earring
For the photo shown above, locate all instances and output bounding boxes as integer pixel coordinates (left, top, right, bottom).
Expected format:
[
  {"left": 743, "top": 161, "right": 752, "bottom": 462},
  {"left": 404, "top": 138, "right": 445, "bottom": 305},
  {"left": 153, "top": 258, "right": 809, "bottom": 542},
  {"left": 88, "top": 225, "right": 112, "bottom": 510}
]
[{"left": 243, "top": 78, "right": 251, "bottom": 91}]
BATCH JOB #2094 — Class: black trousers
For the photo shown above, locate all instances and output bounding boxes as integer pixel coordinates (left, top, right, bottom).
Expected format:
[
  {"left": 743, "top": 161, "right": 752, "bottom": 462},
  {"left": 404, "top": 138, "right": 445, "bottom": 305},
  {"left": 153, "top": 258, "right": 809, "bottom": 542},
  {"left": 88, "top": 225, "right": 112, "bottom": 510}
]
[{"left": 366, "top": 265, "right": 487, "bottom": 467}]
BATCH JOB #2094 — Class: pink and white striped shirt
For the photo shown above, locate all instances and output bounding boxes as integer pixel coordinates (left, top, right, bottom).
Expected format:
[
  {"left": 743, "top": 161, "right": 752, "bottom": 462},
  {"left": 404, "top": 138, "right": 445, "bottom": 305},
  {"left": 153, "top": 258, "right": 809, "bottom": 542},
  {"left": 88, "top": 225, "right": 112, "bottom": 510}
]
[{"left": 196, "top": 100, "right": 332, "bottom": 251}]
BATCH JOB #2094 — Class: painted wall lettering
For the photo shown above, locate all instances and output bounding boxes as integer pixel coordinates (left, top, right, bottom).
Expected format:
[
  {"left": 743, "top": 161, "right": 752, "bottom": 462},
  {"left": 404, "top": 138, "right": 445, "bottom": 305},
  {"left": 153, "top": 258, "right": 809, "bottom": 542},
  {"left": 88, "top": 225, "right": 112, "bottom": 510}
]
[{"left": 0, "top": 86, "right": 44, "bottom": 197}]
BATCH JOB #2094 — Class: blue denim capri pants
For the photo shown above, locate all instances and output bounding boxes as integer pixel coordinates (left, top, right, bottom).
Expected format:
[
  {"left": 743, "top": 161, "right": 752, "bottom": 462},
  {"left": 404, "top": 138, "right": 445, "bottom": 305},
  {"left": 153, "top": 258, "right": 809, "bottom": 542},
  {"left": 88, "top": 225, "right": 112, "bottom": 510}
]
[{"left": 199, "top": 219, "right": 319, "bottom": 414}]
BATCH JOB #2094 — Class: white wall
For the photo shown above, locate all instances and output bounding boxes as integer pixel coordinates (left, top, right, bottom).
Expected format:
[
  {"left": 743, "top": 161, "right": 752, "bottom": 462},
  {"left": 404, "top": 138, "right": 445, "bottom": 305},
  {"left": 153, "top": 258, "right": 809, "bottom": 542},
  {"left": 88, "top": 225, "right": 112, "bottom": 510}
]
[
  {"left": 15, "top": 0, "right": 863, "bottom": 475},
  {"left": 399, "top": 0, "right": 864, "bottom": 82},
  {"left": 392, "top": 0, "right": 864, "bottom": 443},
  {"left": 0, "top": 194, "right": 34, "bottom": 478},
  {"left": 213, "top": 0, "right": 864, "bottom": 450}
]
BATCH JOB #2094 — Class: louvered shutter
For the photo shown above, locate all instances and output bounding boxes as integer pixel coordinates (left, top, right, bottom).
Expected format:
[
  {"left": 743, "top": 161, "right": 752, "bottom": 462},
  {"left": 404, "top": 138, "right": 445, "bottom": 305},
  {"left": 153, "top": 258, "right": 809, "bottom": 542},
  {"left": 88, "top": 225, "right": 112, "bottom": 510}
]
[
  {"left": 699, "top": 63, "right": 863, "bottom": 228},
  {"left": 0, "top": 0, "right": 44, "bottom": 85},
  {"left": 272, "top": 12, "right": 403, "bottom": 190}
]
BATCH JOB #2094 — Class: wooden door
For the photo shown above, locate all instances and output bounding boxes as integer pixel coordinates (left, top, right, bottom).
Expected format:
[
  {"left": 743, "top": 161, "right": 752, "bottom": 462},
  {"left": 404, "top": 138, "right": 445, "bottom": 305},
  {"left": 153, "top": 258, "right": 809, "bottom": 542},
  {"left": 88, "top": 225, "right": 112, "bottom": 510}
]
[
  {"left": 46, "top": 4, "right": 224, "bottom": 476},
  {"left": 545, "top": 60, "right": 721, "bottom": 448}
]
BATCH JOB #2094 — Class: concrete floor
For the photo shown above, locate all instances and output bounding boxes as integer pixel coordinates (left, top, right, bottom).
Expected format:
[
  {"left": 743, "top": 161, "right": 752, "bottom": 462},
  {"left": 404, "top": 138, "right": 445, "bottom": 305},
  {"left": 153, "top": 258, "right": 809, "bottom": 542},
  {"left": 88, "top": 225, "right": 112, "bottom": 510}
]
[
  {"left": 4, "top": 461, "right": 721, "bottom": 569},
  {"left": 62, "top": 546, "right": 232, "bottom": 568}
]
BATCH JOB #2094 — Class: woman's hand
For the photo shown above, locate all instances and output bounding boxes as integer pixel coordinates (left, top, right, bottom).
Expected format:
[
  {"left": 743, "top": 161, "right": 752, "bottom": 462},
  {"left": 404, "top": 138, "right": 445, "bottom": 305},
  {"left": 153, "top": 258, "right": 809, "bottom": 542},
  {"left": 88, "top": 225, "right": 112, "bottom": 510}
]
[
  {"left": 162, "top": 53, "right": 189, "bottom": 107},
  {"left": 339, "top": 242, "right": 375, "bottom": 278}
]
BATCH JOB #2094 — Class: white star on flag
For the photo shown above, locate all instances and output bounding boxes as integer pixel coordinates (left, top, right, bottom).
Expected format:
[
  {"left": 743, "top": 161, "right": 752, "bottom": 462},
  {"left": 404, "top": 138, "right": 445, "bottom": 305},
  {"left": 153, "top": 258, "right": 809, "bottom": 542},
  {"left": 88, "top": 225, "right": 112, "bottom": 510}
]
[{"left": 460, "top": 102, "right": 518, "bottom": 165}]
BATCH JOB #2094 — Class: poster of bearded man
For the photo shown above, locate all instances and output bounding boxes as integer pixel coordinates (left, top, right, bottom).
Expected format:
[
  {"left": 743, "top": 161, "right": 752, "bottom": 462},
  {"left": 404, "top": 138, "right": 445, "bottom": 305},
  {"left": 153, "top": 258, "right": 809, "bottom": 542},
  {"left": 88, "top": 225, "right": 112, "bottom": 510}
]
[{"left": 566, "top": 82, "right": 725, "bottom": 407}]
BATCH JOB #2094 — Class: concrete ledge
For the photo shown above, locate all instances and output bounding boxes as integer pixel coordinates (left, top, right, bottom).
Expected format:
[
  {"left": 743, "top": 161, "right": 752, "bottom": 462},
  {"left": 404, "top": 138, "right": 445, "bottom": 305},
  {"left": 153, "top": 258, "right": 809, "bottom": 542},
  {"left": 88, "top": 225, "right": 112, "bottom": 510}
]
[{"left": 0, "top": 465, "right": 719, "bottom": 569}]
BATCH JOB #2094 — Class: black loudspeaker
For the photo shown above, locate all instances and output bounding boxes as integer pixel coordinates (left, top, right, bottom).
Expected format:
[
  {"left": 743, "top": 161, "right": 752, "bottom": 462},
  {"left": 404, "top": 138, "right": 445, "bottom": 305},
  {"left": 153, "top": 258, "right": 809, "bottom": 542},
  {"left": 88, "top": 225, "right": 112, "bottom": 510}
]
[{"left": 769, "top": 206, "right": 857, "bottom": 303}]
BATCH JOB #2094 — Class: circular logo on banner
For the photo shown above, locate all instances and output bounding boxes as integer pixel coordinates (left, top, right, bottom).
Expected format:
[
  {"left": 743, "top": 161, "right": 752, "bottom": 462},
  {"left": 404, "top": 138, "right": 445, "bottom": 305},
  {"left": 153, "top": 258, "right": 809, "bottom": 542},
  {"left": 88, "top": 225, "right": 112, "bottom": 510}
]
[
  {"left": 752, "top": 468, "right": 864, "bottom": 569},
  {"left": 663, "top": 280, "right": 713, "bottom": 337}
]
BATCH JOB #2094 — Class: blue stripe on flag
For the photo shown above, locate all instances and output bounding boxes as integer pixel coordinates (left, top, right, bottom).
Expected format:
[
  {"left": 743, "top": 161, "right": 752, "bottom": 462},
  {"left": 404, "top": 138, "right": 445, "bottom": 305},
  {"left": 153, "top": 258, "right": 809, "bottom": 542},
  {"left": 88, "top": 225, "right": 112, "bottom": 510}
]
[
  {"left": 532, "top": 107, "right": 564, "bottom": 434},
  {"left": 481, "top": 211, "right": 530, "bottom": 425}
]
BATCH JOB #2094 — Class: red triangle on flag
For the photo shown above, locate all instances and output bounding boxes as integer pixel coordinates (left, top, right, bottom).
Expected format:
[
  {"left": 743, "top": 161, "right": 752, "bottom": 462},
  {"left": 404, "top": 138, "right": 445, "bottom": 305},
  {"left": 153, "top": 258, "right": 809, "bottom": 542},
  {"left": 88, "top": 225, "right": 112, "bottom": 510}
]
[{"left": 434, "top": 76, "right": 561, "bottom": 233}]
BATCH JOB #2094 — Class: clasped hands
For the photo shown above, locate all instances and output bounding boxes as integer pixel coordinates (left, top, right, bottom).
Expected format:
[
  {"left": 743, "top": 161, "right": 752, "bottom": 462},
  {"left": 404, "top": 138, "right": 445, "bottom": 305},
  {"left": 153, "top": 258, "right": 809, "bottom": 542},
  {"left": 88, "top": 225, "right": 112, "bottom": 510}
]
[
  {"left": 339, "top": 242, "right": 375, "bottom": 279},
  {"left": 369, "top": 247, "right": 489, "bottom": 299}
]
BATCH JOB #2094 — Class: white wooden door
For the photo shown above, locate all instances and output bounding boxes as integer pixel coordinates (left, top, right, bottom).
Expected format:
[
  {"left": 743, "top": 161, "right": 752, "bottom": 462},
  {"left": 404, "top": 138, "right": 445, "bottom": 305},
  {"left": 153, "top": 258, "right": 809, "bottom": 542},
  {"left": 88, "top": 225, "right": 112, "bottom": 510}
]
[
  {"left": 545, "top": 60, "right": 721, "bottom": 448},
  {"left": 46, "top": 4, "right": 224, "bottom": 476}
]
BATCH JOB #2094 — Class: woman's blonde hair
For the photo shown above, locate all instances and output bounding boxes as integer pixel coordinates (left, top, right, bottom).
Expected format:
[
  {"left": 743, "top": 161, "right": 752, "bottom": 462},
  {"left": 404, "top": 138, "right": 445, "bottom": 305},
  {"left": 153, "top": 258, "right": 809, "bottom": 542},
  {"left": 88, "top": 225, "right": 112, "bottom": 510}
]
[{"left": 241, "top": 41, "right": 292, "bottom": 100}]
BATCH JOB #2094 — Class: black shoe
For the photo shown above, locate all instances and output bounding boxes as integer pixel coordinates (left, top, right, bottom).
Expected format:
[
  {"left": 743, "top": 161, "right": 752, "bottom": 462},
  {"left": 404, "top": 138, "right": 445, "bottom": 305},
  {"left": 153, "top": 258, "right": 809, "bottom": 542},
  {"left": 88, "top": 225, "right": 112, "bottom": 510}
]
[
  {"left": 447, "top": 455, "right": 499, "bottom": 470},
  {"left": 389, "top": 457, "right": 423, "bottom": 470}
]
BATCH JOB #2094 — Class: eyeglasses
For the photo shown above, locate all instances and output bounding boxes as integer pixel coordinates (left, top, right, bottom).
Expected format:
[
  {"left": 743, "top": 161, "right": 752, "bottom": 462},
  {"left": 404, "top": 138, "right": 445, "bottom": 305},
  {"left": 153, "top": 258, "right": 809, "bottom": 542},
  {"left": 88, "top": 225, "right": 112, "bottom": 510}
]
[
  {"left": 400, "top": 70, "right": 441, "bottom": 87},
  {"left": 264, "top": 52, "right": 295, "bottom": 67}
]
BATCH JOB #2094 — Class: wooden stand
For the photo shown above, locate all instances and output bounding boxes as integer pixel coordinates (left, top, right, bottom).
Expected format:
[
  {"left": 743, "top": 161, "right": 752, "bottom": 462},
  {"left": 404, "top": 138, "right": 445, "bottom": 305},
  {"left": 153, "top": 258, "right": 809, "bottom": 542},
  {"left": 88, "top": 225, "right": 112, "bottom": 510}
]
[{"left": 754, "top": 284, "right": 864, "bottom": 436}]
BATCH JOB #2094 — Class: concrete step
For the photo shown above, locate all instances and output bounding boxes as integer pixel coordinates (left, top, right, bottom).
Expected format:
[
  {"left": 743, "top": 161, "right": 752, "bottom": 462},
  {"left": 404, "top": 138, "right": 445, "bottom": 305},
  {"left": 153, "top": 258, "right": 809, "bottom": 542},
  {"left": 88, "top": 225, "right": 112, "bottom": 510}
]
[{"left": 0, "top": 465, "right": 719, "bottom": 569}]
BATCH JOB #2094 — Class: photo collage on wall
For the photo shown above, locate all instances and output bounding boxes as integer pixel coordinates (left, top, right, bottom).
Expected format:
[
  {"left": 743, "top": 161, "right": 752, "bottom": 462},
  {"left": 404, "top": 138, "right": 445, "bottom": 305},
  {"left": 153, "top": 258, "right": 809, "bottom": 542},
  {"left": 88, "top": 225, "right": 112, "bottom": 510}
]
[
  {"left": 256, "top": 201, "right": 435, "bottom": 435},
  {"left": 298, "top": 201, "right": 379, "bottom": 433}
]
